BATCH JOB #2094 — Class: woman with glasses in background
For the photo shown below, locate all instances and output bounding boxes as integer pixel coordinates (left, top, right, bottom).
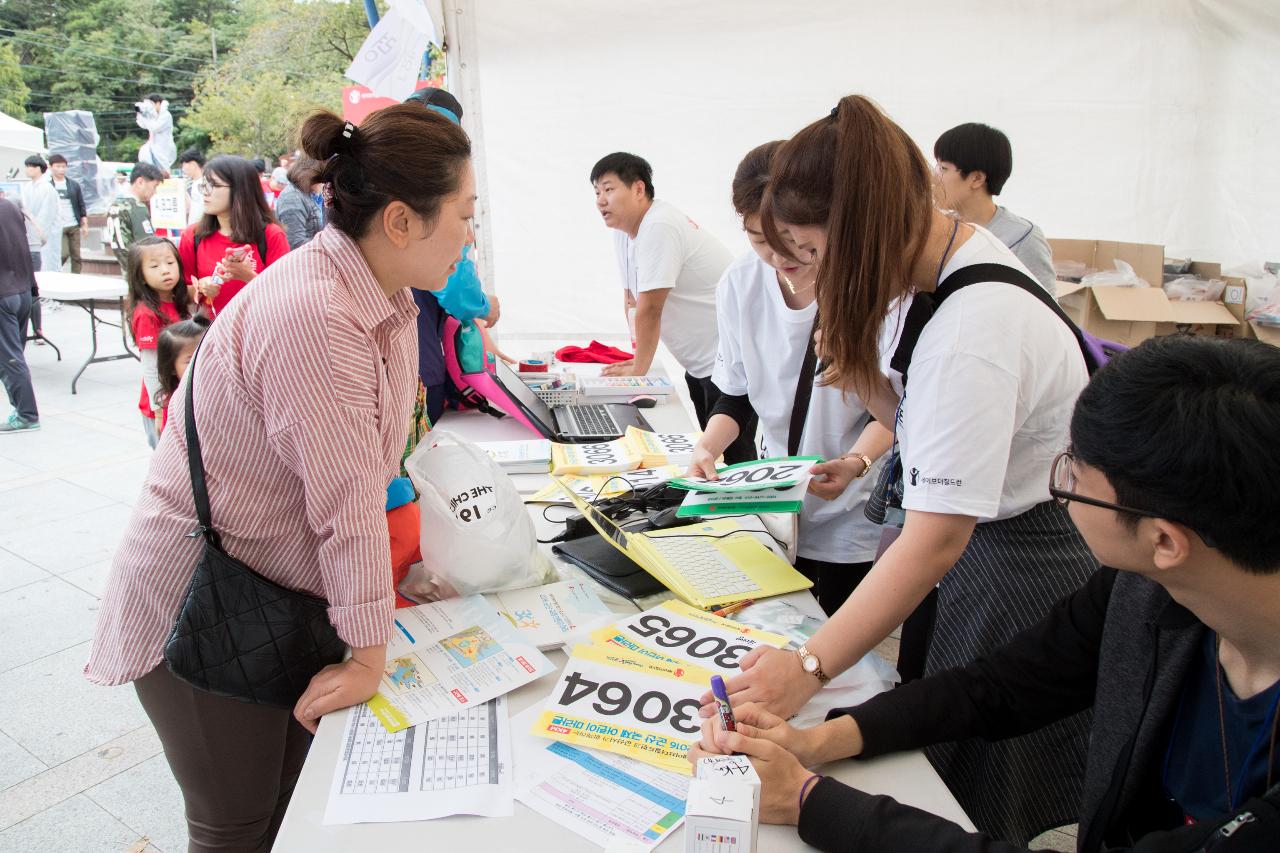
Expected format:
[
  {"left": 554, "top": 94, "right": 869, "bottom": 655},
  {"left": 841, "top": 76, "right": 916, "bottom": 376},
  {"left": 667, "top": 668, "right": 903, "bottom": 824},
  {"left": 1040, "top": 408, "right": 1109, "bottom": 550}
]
[{"left": 181, "top": 155, "right": 290, "bottom": 315}]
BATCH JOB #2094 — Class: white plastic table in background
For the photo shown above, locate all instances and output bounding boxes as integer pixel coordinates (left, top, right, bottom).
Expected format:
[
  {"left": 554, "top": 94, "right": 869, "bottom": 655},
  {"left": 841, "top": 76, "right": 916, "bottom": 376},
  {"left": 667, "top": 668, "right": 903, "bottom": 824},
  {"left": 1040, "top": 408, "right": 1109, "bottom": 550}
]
[
  {"left": 34, "top": 270, "right": 137, "bottom": 393},
  {"left": 273, "top": 347, "right": 976, "bottom": 851}
]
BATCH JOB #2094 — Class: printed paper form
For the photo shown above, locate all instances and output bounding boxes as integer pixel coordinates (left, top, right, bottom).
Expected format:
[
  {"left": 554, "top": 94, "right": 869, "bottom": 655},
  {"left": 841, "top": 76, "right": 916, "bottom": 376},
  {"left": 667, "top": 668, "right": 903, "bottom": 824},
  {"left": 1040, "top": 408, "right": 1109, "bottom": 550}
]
[
  {"left": 512, "top": 704, "right": 688, "bottom": 848},
  {"left": 324, "top": 697, "right": 513, "bottom": 825},
  {"left": 366, "top": 595, "right": 556, "bottom": 732}
]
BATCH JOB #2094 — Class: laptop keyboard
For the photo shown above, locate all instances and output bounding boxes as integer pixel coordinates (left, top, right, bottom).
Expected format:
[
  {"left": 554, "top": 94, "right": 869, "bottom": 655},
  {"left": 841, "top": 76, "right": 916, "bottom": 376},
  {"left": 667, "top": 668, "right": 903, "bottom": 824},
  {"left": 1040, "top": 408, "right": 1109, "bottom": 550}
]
[
  {"left": 565, "top": 404, "right": 621, "bottom": 437},
  {"left": 645, "top": 536, "right": 762, "bottom": 598}
]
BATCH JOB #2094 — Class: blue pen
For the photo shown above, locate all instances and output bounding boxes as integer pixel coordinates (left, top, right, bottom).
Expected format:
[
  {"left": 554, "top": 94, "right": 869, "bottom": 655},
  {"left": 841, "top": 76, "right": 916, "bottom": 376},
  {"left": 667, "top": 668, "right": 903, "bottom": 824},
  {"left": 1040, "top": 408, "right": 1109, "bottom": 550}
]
[{"left": 710, "top": 674, "right": 737, "bottom": 735}]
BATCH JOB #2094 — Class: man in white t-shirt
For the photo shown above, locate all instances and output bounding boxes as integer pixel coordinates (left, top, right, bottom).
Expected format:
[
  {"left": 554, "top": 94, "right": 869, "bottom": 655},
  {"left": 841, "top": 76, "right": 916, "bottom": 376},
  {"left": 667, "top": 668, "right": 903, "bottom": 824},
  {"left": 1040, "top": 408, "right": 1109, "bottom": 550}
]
[
  {"left": 590, "top": 152, "right": 750, "bottom": 458},
  {"left": 179, "top": 148, "right": 206, "bottom": 226}
]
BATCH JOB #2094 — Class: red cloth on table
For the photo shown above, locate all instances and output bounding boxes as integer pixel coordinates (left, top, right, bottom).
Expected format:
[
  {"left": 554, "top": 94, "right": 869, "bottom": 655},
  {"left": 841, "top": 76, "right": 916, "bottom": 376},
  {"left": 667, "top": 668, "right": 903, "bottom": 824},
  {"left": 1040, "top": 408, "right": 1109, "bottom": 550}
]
[{"left": 554, "top": 341, "right": 635, "bottom": 364}]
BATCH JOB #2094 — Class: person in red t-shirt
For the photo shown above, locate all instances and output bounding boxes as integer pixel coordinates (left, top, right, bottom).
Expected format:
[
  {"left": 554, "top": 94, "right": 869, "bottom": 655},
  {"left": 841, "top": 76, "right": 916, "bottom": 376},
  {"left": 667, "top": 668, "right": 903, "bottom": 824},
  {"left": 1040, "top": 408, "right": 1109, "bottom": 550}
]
[
  {"left": 125, "top": 237, "right": 192, "bottom": 448},
  {"left": 181, "top": 155, "right": 290, "bottom": 315}
]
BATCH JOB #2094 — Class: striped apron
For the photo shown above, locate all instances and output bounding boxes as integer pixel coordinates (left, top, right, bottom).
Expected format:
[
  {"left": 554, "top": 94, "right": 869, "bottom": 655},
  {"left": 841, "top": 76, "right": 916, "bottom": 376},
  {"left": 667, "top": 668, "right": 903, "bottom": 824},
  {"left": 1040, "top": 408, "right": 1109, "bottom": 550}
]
[
  {"left": 923, "top": 500, "right": 1096, "bottom": 844},
  {"left": 868, "top": 458, "right": 1096, "bottom": 843}
]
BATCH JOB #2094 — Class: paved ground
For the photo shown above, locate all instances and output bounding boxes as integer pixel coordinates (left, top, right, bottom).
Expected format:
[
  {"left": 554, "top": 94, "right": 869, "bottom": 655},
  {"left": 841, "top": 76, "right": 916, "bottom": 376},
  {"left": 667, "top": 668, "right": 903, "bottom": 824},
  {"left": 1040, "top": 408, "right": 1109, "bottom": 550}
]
[{"left": 0, "top": 300, "right": 1077, "bottom": 852}]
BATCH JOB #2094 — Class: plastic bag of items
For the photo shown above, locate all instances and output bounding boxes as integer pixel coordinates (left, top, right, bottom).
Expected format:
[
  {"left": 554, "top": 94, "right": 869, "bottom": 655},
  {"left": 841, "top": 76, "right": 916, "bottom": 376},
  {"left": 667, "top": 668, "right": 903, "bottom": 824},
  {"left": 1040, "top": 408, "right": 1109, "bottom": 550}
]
[
  {"left": 1247, "top": 282, "right": 1280, "bottom": 328},
  {"left": 42, "top": 110, "right": 109, "bottom": 213},
  {"left": 1081, "top": 259, "right": 1149, "bottom": 288},
  {"left": 1163, "top": 276, "right": 1225, "bottom": 303}
]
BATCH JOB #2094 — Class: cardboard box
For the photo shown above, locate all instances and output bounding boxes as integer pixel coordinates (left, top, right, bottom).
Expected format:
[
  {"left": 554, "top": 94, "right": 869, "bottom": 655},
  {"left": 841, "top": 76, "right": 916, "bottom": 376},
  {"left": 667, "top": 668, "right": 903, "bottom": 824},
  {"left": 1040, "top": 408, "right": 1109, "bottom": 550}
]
[
  {"left": 1055, "top": 279, "right": 1175, "bottom": 346},
  {"left": 1050, "top": 243, "right": 1253, "bottom": 345},
  {"left": 1155, "top": 261, "right": 1246, "bottom": 339},
  {"left": 1051, "top": 239, "right": 1172, "bottom": 346},
  {"left": 1051, "top": 239, "right": 1165, "bottom": 289},
  {"left": 1248, "top": 321, "right": 1280, "bottom": 347}
]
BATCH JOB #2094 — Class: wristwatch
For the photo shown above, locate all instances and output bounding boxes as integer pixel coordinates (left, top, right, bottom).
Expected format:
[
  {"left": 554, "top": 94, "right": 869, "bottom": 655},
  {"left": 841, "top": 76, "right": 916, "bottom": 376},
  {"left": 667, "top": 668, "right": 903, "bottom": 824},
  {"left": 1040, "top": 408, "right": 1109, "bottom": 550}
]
[
  {"left": 797, "top": 644, "right": 830, "bottom": 685},
  {"left": 845, "top": 452, "right": 874, "bottom": 479}
]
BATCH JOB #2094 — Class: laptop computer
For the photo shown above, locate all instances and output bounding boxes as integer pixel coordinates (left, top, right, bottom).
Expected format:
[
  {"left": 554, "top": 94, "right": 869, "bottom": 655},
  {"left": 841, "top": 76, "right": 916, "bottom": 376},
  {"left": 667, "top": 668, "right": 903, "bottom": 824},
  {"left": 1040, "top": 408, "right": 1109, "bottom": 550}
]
[
  {"left": 557, "top": 482, "right": 813, "bottom": 609},
  {"left": 489, "top": 357, "right": 653, "bottom": 443}
]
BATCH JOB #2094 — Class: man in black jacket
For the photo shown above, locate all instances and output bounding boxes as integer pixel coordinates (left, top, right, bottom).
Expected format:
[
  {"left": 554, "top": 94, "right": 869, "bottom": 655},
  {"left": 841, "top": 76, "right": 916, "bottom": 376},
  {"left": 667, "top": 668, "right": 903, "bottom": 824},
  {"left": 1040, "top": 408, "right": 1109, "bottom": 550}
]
[
  {"left": 0, "top": 198, "right": 41, "bottom": 433},
  {"left": 47, "top": 153, "right": 89, "bottom": 273},
  {"left": 692, "top": 334, "right": 1280, "bottom": 852}
]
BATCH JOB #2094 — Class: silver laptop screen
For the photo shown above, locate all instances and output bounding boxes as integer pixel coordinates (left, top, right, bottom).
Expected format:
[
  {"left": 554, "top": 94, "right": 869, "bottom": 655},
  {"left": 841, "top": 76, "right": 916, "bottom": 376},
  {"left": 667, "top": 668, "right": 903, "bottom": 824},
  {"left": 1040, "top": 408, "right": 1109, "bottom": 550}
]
[{"left": 492, "top": 357, "right": 558, "bottom": 427}]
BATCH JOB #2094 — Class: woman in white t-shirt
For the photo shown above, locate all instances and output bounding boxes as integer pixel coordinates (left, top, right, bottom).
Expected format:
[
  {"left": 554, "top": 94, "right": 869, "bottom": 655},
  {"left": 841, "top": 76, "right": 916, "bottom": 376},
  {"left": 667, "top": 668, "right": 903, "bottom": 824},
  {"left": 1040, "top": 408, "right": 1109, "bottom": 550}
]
[
  {"left": 688, "top": 141, "right": 893, "bottom": 614},
  {"left": 710, "top": 96, "right": 1098, "bottom": 845}
]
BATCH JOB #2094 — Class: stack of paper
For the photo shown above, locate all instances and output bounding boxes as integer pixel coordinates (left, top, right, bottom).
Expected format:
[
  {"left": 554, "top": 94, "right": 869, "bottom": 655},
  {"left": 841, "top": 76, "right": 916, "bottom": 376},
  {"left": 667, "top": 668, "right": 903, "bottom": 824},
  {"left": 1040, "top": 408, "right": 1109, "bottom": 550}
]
[
  {"left": 512, "top": 600, "right": 790, "bottom": 847},
  {"left": 551, "top": 439, "right": 643, "bottom": 475},
  {"left": 526, "top": 465, "right": 684, "bottom": 504},
  {"left": 364, "top": 595, "right": 557, "bottom": 733},
  {"left": 494, "top": 581, "right": 614, "bottom": 650},
  {"left": 579, "top": 375, "right": 676, "bottom": 403},
  {"left": 325, "top": 697, "right": 514, "bottom": 825},
  {"left": 625, "top": 425, "right": 702, "bottom": 469},
  {"left": 525, "top": 600, "right": 788, "bottom": 773},
  {"left": 478, "top": 439, "right": 553, "bottom": 474}
]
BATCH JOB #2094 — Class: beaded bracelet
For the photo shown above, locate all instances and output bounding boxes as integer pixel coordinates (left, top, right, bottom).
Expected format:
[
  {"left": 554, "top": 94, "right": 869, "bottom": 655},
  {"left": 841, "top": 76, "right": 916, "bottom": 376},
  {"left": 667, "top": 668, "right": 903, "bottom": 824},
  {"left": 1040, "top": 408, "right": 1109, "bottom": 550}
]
[{"left": 798, "top": 773, "right": 824, "bottom": 814}]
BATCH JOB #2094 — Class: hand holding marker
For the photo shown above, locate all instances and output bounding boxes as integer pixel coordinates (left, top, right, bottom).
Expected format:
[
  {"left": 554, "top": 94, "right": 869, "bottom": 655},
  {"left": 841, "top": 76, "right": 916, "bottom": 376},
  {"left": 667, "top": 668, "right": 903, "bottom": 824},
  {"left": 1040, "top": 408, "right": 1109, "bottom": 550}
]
[{"left": 710, "top": 674, "right": 740, "bottom": 753}]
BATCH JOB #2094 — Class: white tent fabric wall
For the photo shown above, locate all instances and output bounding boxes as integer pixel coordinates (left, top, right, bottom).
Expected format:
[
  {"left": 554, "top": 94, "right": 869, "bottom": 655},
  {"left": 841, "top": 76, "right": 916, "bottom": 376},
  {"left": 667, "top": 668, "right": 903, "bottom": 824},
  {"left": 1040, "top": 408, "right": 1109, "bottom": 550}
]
[
  {"left": 0, "top": 111, "right": 45, "bottom": 179},
  {"left": 464, "top": 0, "right": 1280, "bottom": 338}
]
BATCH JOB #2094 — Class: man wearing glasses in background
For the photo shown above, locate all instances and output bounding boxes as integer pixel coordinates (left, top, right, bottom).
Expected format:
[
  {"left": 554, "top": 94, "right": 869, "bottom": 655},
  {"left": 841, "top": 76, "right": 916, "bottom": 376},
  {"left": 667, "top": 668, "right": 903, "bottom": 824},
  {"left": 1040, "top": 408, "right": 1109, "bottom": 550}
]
[{"left": 692, "top": 334, "right": 1280, "bottom": 852}]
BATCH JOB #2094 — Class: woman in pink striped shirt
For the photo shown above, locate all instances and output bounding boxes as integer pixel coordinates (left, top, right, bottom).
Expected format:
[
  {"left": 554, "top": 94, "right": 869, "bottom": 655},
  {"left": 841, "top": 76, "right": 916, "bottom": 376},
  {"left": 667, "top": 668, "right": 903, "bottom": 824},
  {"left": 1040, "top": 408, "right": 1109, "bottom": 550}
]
[{"left": 85, "top": 104, "right": 475, "bottom": 852}]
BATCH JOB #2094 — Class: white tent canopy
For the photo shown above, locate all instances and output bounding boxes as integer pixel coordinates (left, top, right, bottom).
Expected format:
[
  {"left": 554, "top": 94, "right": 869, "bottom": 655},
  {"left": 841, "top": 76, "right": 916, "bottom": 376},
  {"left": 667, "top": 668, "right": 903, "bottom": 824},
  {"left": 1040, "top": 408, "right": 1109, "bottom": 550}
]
[
  {"left": 0, "top": 111, "right": 44, "bottom": 179},
  {"left": 440, "top": 1, "right": 1280, "bottom": 337}
]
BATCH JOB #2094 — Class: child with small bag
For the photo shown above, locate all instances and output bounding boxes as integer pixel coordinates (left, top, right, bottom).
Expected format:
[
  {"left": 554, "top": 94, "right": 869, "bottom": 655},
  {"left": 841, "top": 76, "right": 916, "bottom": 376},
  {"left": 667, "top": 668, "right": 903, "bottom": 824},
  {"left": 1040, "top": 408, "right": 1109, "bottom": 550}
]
[{"left": 125, "top": 237, "right": 192, "bottom": 448}]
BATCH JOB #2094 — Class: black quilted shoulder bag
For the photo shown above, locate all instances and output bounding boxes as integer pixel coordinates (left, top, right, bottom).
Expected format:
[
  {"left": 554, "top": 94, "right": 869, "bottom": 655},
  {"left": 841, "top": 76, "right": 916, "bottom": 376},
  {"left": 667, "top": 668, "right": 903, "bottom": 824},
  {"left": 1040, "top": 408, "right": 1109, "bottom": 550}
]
[{"left": 162, "top": 343, "right": 347, "bottom": 708}]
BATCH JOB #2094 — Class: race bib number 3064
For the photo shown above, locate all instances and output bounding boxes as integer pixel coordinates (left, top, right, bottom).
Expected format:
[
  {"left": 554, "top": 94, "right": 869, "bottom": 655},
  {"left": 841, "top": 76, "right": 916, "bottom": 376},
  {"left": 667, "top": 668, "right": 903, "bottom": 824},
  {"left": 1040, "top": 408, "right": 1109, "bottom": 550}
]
[{"left": 530, "top": 647, "right": 710, "bottom": 774}]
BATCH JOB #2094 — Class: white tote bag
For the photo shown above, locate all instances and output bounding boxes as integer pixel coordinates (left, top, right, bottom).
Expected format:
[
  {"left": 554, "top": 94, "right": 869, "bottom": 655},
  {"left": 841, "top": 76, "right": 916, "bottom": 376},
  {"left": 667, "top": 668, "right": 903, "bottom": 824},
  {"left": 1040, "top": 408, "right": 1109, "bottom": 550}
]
[{"left": 403, "top": 430, "right": 553, "bottom": 598}]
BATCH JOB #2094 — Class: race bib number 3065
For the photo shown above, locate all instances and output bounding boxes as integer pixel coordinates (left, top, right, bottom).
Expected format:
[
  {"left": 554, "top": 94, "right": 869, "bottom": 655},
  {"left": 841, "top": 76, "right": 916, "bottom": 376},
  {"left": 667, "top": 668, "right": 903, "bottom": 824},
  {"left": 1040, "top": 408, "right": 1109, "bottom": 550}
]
[{"left": 592, "top": 600, "right": 788, "bottom": 676}]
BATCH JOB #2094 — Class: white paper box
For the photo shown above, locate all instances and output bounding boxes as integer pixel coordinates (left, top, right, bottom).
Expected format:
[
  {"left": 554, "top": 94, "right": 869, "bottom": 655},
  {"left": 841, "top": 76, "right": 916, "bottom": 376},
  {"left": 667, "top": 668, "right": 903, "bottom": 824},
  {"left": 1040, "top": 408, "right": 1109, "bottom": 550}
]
[{"left": 685, "top": 778, "right": 757, "bottom": 853}]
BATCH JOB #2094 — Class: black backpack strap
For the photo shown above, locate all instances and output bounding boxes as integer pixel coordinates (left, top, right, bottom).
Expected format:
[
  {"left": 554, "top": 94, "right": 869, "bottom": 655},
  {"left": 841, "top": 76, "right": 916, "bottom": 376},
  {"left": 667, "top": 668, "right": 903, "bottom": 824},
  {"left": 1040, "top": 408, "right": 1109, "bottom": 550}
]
[
  {"left": 936, "top": 263, "right": 1099, "bottom": 373},
  {"left": 889, "top": 262, "right": 1097, "bottom": 388},
  {"left": 257, "top": 231, "right": 268, "bottom": 267},
  {"left": 888, "top": 294, "right": 936, "bottom": 389},
  {"left": 183, "top": 341, "right": 222, "bottom": 549},
  {"left": 787, "top": 317, "right": 819, "bottom": 456}
]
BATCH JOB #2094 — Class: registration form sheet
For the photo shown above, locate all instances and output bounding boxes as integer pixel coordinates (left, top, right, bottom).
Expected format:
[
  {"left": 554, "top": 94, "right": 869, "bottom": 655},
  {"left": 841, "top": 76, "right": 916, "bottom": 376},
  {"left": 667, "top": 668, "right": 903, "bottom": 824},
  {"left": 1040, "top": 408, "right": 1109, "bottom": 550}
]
[
  {"left": 512, "top": 705, "right": 688, "bottom": 847},
  {"left": 366, "top": 594, "right": 555, "bottom": 732},
  {"left": 324, "top": 697, "right": 514, "bottom": 825}
]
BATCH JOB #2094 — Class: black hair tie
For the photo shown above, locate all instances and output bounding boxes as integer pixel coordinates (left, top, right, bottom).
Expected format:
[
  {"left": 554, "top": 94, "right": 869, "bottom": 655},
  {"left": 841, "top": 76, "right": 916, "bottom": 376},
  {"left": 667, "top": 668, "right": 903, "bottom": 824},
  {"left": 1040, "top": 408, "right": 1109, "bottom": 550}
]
[{"left": 830, "top": 106, "right": 839, "bottom": 120}]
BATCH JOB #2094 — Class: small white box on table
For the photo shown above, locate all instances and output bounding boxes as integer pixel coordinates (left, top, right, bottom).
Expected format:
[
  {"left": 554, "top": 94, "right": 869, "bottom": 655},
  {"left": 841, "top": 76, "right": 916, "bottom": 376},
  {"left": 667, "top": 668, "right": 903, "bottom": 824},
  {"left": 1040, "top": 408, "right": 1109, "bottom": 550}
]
[{"left": 686, "top": 755, "right": 761, "bottom": 853}]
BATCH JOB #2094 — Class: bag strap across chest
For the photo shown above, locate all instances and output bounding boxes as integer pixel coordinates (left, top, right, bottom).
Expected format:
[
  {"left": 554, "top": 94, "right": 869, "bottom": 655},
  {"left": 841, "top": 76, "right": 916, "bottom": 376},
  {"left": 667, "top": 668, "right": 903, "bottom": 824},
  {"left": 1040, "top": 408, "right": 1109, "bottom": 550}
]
[{"left": 889, "top": 262, "right": 1102, "bottom": 388}]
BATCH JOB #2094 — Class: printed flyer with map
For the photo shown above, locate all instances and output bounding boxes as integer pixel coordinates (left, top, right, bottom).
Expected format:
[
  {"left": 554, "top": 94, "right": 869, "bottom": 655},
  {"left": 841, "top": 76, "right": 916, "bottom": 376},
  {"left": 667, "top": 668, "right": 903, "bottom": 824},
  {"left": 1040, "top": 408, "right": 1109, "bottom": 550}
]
[{"left": 366, "top": 595, "right": 556, "bottom": 733}]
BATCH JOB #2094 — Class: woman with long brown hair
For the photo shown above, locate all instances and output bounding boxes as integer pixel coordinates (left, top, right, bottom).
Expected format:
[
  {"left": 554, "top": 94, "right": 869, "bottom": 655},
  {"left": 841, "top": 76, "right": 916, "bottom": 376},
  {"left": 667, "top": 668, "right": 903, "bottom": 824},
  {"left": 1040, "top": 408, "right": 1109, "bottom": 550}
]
[
  {"left": 688, "top": 140, "right": 894, "bottom": 615},
  {"left": 180, "top": 154, "right": 291, "bottom": 314},
  {"left": 86, "top": 104, "right": 475, "bottom": 851},
  {"left": 713, "top": 95, "right": 1097, "bottom": 844}
]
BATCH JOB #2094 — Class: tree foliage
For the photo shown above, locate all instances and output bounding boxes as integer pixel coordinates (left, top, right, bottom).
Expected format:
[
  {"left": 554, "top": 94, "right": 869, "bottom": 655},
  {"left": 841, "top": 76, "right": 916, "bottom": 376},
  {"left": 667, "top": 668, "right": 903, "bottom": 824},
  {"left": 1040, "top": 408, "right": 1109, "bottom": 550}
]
[
  {"left": 183, "top": 0, "right": 373, "bottom": 157},
  {"left": 0, "top": 43, "right": 29, "bottom": 118},
  {"left": 0, "top": 0, "right": 401, "bottom": 162}
]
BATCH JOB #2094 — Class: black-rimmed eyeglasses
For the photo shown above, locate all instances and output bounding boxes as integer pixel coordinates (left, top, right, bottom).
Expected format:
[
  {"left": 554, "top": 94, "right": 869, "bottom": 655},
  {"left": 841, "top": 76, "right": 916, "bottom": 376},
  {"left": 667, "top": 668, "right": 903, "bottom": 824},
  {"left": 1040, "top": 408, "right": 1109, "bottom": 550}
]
[{"left": 1049, "top": 451, "right": 1216, "bottom": 547}]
